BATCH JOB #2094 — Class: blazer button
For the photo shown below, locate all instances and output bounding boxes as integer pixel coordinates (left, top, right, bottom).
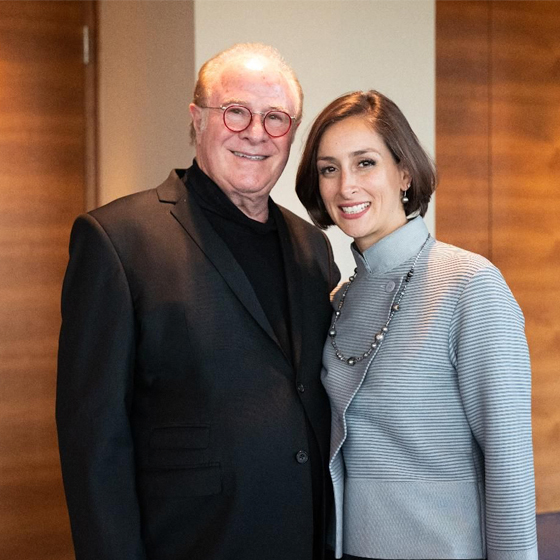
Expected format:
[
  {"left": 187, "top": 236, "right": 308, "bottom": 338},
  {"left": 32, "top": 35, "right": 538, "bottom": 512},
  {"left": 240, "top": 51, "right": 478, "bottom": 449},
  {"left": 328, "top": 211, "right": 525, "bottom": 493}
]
[
  {"left": 297, "top": 382, "right": 305, "bottom": 393},
  {"left": 296, "top": 450, "right": 309, "bottom": 464}
]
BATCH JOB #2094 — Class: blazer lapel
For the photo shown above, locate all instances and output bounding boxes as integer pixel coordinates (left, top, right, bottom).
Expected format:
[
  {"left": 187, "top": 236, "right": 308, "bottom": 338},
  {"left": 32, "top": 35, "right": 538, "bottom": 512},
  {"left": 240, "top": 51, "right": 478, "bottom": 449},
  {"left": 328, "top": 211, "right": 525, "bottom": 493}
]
[
  {"left": 157, "top": 171, "right": 281, "bottom": 350},
  {"left": 274, "top": 206, "right": 304, "bottom": 373}
]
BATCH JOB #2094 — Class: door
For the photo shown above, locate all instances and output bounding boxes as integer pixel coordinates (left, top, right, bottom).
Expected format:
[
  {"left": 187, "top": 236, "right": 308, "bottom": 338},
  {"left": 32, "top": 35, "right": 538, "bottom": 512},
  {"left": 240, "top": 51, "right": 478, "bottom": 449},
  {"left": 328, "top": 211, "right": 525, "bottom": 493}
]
[
  {"left": 436, "top": 0, "right": 560, "bottom": 513},
  {"left": 0, "top": 2, "right": 95, "bottom": 557}
]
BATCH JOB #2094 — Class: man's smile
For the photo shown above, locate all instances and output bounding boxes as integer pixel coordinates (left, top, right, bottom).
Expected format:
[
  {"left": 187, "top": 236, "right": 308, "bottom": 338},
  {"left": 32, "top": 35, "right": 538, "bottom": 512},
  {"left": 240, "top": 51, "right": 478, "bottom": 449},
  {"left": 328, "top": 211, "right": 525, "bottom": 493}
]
[{"left": 231, "top": 150, "right": 268, "bottom": 161}]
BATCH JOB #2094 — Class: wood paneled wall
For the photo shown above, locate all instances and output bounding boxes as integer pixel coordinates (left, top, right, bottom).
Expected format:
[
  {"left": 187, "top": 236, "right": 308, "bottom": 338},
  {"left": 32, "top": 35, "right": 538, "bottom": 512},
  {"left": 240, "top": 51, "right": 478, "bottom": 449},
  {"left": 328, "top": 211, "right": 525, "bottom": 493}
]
[
  {"left": 437, "top": 0, "right": 560, "bottom": 513},
  {"left": 0, "top": 2, "right": 95, "bottom": 557}
]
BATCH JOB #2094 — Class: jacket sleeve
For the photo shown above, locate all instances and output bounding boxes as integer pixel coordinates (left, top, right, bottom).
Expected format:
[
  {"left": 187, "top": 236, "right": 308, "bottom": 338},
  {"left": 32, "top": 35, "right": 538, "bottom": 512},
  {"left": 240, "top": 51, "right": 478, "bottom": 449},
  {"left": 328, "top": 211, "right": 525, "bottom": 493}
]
[
  {"left": 450, "top": 265, "right": 538, "bottom": 560},
  {"left": 56, "top": 214, "right": 147, "bottom": 560},
  {"left": 321, "top": 230, "right": 341, "bottom": 292}
]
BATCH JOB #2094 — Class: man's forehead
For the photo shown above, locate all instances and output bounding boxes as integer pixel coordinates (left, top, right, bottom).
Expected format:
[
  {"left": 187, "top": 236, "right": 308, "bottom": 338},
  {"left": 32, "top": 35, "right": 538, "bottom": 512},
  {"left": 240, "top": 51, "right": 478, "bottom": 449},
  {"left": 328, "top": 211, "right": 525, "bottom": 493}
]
[
  {"left": 239, "top": 55, "right": 268, "bottom": 72},
  {"left": 218, "top": 59, "right": 285, "bottom": 87},
  {"left": 210, "top": 62, "right": 297, "bottom": 112}
]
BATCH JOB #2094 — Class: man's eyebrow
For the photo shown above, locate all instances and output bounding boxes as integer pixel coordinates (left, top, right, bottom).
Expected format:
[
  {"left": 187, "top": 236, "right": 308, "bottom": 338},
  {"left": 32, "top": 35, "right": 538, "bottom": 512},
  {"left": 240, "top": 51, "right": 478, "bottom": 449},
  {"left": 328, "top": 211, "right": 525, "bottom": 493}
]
[{"left": 221, "top": 99, "right": 288, "bottom": 112}]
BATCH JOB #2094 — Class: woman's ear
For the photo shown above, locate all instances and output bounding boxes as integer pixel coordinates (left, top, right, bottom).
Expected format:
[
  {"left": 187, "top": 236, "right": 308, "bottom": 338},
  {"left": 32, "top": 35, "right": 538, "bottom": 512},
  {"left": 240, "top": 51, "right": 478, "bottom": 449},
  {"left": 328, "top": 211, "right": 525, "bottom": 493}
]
[{"left": 400, "top": 168, "right": 412, "bottom": 191}]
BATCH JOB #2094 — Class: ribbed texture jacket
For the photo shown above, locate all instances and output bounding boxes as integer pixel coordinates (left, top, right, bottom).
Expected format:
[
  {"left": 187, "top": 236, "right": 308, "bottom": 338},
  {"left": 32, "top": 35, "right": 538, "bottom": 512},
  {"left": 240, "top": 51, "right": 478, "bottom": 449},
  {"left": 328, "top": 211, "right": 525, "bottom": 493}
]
[{"left": 323, "top": 217, "right": 537, "bottom": 560}]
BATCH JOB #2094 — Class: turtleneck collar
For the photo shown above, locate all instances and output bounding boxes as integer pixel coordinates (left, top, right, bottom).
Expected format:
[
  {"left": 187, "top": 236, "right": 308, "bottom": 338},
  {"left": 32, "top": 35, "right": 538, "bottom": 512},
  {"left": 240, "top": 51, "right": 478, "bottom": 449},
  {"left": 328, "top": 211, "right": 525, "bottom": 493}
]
[
  {"left": 351, "top": 216, "right": 431, "bottom": 276},
  {"left": 186, "top": 159, "right": 277, "bottom": 234}
]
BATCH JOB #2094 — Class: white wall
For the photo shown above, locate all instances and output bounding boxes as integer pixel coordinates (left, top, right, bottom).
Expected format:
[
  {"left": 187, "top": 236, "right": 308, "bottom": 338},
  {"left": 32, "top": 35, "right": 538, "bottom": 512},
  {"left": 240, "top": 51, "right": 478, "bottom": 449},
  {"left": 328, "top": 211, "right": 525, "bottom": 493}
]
[
  {"left": 99, "top": 0, "right": 435, "bottom": 278},
  {"left": 196, "top": 0, "right": 435, "bottom": 278}
]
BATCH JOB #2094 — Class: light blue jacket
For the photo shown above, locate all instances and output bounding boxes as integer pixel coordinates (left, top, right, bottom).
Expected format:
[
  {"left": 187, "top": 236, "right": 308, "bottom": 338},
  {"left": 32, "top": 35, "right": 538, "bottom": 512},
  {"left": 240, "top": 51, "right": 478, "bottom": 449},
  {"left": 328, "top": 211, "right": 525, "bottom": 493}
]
[{"left": 323, "top": 217, "right": 537, "bottom": 560}]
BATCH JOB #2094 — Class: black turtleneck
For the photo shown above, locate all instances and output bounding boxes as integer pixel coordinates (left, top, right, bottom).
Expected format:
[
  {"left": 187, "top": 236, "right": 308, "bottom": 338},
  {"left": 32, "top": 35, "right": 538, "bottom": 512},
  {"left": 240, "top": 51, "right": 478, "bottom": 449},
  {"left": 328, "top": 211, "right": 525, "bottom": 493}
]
[{"left": 185, "top": 160, "right": 293, "bottom": 363}]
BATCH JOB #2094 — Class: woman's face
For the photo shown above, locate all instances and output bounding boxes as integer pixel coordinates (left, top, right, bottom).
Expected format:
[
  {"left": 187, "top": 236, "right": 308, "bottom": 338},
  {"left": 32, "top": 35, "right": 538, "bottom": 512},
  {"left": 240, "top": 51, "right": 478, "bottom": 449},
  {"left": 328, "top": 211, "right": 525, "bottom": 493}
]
[{"left": 317, "top": 116, "right": 410, "bottom": 252}]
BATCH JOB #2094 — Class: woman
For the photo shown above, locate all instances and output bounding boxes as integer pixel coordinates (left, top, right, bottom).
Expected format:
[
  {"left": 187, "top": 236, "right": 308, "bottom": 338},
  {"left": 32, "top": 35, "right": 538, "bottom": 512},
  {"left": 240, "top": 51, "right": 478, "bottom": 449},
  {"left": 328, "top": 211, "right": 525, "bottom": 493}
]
[{"left": 296, "top": 91, "right": 537, "bottom": 560}]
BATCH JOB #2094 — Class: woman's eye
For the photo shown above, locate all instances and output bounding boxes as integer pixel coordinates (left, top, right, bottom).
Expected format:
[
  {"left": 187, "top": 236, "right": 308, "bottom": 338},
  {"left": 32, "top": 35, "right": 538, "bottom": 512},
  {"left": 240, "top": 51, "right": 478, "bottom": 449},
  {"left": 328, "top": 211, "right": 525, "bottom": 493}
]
[
  {"left": 358, "top": 159, "right": 376, "bottom": 168},
  {"left": 319, "top": 166, "right": 336, "bottom": 175}
]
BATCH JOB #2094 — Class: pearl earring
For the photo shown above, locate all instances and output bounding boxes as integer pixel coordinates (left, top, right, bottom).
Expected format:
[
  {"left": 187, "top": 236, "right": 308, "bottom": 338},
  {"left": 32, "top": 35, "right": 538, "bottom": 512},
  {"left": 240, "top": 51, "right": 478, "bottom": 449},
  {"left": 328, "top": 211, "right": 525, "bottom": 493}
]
[{"left": 402, "top": 184, "right": 410, "bottom": 204}]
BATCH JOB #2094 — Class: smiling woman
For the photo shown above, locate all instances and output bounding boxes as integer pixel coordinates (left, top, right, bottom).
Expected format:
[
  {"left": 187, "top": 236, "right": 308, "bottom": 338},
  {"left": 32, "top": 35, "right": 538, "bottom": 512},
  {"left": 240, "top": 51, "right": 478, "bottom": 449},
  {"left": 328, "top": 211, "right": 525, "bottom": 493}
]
[
  {"left": 296, "top": 90, "right": 538, "bottom": 560},
  {"left": 316, "top": 117, "right": 410, "bottom": 252},
  {"left": 297, "top": 91, "right": 435, "bottom": 233}
]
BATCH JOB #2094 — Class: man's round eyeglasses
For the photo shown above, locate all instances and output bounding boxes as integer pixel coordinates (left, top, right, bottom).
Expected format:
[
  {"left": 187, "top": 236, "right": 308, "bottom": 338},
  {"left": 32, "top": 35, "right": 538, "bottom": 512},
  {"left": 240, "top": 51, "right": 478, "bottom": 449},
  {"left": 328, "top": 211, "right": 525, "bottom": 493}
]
[{"left": 200, "top": 104, "right": 296, "bottom": 138}]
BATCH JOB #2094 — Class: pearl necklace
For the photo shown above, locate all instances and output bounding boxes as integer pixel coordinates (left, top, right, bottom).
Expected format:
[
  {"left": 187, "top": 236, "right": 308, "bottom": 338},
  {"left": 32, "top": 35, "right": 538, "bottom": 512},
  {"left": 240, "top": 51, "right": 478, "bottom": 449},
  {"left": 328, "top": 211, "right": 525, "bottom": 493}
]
[{"left": 329, "top": 234, "right": 431, "bottom": 366}]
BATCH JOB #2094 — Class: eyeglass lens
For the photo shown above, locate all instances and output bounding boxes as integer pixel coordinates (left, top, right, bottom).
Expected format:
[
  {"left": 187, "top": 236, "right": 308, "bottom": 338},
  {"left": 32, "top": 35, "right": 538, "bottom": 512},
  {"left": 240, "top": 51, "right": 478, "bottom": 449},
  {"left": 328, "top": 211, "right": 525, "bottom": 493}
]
[{"left": 224, "top": 106, "right": 291, "bottom": 137}]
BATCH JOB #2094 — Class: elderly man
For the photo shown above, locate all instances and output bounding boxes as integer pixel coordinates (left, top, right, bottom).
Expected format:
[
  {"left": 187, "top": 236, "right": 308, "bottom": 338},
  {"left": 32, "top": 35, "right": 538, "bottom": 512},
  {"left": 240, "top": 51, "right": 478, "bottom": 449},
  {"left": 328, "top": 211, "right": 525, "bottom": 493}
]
[{"left": 56, "top": 43, "right": 340, "bottom": 560}]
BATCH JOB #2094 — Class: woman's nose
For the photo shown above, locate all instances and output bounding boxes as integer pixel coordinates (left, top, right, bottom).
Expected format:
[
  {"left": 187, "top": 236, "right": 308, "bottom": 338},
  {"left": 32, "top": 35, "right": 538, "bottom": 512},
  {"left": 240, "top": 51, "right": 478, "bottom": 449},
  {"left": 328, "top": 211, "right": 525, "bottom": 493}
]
[{"left": 339, "top": 170, "right": 358, "bottom": 198}]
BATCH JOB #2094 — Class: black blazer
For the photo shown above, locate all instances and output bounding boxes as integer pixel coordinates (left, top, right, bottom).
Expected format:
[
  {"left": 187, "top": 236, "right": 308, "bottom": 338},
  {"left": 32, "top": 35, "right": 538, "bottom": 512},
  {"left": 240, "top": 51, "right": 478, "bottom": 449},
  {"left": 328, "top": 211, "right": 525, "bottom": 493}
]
[{"left": 56, "top": 169, "right": 340, "bottom": 560}]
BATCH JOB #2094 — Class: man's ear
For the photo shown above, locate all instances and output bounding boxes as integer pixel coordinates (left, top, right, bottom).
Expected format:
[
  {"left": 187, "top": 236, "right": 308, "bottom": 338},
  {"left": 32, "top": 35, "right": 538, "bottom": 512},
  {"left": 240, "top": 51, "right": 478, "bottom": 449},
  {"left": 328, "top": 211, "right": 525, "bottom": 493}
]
[
  {"left": 189, "top": 103, "right": 203, "bottom": 137},
  {"left": 290, "top": 120, "right": 301, "bottom": 144}
]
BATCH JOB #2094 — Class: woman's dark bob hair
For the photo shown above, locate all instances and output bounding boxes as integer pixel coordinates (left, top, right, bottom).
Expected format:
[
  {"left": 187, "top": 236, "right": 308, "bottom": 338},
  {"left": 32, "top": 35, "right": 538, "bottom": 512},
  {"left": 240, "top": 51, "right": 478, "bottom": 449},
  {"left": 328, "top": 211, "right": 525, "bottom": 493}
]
[{"left": 296, "top": 90, "right": 437, "bottom": 229}]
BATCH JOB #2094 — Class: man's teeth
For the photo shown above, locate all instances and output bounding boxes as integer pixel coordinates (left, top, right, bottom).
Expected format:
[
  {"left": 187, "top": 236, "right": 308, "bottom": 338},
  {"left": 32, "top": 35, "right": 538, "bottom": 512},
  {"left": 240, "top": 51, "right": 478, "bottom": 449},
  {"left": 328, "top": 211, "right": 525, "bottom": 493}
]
[
  {"left": 232, "top": 151, "right": 266, "bottom": 161},
  {"left": 341, "top": 202, "right": 370, "bottom": 215}
]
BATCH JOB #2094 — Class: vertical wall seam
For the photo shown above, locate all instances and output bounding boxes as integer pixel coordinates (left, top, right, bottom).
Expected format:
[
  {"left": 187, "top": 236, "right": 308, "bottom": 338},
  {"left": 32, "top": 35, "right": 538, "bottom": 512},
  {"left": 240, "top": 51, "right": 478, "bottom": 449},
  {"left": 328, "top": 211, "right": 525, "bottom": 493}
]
[{"left": 488, "top": 0, "right": 493, "bottom": 263}]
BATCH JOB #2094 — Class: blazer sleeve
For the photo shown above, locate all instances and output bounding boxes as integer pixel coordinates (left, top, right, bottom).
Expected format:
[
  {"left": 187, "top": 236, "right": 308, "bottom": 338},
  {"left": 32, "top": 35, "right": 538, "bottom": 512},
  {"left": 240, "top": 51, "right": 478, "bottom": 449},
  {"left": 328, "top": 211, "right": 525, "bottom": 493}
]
[
  {"left": 56, "top": 214, "right": 147, "bottom": 560},
  {"left": 450, "top": 265, "right": 538, "bottom": 560},
  {"left": 321, "top": 230, "right": 341, "bottom": 292}
]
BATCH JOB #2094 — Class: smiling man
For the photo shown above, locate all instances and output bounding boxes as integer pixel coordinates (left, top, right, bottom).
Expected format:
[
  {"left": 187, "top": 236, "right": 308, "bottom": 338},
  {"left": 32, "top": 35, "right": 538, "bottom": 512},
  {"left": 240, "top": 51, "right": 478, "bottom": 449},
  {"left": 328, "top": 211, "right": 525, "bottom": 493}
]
[
  {"left": 189, "top": 48, "right": 300, "bottom": 222},
  {"left": 56, "top": 43, "right": 340, "bottom": 560}
]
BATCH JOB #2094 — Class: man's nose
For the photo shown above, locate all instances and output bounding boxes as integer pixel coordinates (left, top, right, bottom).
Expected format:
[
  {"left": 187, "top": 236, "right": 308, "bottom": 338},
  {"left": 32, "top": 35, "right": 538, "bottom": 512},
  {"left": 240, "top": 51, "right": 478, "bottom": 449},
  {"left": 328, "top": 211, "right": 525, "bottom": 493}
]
[{"left": 239, "top": 114, "right": 268, "bottom": 142}]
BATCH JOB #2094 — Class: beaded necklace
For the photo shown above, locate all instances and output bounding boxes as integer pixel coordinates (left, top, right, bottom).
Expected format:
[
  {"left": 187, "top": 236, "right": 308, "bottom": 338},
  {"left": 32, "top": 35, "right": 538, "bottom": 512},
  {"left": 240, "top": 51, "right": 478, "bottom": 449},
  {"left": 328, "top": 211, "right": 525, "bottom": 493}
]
[{"left": 329, "top": 234, "right": 431, "bottom": 366}]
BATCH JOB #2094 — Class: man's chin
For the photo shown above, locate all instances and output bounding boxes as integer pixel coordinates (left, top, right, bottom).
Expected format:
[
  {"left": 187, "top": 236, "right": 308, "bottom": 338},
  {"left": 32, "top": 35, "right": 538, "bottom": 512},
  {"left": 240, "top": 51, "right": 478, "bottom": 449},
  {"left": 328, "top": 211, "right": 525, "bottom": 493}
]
[
  {"left": 229, "top": 180, "right": 275, "bottom": 196},
  {"left": 228, "top": 171, "right": 283, "bottom": 194}
]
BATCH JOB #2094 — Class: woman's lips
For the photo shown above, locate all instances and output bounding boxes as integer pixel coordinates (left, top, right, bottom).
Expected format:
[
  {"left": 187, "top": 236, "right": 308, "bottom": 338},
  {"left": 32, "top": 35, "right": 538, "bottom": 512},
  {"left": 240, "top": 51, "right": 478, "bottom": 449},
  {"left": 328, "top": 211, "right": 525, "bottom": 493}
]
[{"left": 339, "top": 202, "right": 371, "bottom": 218}]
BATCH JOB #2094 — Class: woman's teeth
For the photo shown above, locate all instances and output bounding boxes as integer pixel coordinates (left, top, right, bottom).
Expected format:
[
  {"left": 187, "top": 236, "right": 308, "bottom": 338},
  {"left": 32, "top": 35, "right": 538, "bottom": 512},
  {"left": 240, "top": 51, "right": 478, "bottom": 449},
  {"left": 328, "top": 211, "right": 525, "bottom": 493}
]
[{"left": 341, "top": 202, "right": 370, "bottom": 214}]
